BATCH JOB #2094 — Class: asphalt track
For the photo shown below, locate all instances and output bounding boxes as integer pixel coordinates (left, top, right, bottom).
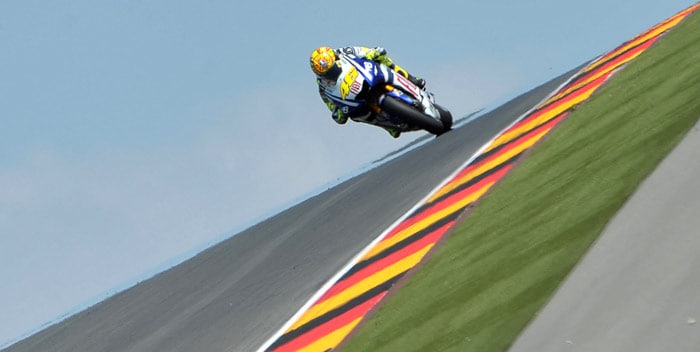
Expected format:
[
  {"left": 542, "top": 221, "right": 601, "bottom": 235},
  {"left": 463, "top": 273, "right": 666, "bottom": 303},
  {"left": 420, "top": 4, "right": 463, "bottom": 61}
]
[
  {"left": 2, "top": 70, "right": 579, "bottom": 352},
  {"left": 508, "top": 119, "right": 700, "bottom": 352}
]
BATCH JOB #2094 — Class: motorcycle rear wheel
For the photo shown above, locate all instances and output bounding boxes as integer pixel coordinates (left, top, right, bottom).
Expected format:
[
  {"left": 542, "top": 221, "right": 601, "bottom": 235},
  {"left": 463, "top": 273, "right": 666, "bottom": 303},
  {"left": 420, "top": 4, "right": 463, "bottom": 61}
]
[
  {"left": 435, "top": 104, "right": 453, "bottom": 131},
  {"left": 380, "top": 96, "right": 449, "bottom": 136}
]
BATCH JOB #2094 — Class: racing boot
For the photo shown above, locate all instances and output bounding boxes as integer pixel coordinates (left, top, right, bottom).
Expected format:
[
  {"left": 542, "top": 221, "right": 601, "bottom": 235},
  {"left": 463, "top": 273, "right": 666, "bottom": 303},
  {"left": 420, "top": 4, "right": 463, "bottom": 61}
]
[{"left": 409, "top": 75, "right": 426, "bottom": 90}]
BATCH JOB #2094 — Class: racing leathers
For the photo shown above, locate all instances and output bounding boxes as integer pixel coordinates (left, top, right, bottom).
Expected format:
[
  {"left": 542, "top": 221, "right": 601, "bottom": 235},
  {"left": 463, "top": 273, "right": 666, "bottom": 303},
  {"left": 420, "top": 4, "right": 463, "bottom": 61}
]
[{"left": 316, "top": 46, "right": 425, "bottom": 138}]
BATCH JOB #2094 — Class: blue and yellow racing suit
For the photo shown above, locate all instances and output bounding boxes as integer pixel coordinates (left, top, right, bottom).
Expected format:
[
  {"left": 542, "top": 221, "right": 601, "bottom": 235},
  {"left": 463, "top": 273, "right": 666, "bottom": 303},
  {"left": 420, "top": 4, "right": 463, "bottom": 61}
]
[{"left": 316, "top": 46, "right": 424, "bottom": 129}]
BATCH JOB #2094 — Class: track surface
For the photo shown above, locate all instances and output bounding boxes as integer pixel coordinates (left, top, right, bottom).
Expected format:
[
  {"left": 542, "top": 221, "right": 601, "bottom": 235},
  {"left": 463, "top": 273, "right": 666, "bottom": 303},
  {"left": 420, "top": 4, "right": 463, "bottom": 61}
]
[
  {"left": 4, "top": 70, "right": 576, "bottom": 352},
  {"left": 509, "top": 120, "right": 700, "bottom": 352},
  {"left": 2, "top": 71, "right": 579, "bottom": 352}
]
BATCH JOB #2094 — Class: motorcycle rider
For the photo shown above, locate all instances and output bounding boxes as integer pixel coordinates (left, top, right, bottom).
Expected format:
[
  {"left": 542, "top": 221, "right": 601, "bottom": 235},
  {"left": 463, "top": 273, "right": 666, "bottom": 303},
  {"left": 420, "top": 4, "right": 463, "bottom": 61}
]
[{"left": 310, "top": 46, "right": 426, "bottom": 138}]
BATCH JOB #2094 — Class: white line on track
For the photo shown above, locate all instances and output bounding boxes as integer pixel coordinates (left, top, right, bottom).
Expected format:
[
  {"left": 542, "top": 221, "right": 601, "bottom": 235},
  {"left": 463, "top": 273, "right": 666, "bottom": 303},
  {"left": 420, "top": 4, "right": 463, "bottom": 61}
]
[{"left": 255, "top": 64, "right": 590, "bottom": 352}]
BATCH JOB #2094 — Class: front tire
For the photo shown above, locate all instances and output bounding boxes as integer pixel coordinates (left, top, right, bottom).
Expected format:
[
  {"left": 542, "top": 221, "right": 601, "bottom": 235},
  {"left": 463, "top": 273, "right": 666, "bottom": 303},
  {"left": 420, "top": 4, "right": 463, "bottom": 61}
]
[{"left": 380, "top": 96, "right": 447, "bottom": 135}]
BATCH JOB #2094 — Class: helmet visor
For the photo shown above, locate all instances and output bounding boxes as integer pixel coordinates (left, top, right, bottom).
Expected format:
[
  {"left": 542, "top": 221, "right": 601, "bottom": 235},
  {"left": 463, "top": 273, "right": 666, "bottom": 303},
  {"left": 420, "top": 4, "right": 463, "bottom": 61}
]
[{"left": 319, "top": 62, "right": 341, "bottom": 81}]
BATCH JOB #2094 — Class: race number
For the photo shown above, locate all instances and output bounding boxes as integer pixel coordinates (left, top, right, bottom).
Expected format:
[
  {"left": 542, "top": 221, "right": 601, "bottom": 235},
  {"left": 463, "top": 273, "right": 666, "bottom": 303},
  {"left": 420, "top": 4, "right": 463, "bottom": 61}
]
[{"left": 340, "top": 67, "right": 359, "bottom": 99}]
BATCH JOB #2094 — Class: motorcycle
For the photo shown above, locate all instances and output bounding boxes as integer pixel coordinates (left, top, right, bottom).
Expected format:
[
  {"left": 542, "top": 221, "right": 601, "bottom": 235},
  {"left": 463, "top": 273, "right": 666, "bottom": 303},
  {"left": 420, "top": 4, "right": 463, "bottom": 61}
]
[{"left": 321, "top": 54, "right": 452, "bottom": 136}]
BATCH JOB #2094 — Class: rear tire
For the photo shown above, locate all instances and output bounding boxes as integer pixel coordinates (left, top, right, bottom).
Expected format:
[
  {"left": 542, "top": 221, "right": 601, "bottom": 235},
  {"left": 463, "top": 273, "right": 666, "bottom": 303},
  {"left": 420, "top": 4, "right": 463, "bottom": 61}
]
[
  {"left": 435, "top": 104, "right": 453, "bottom": 131},
  {"left": 380, "top": 96, "right": 447, "bottom": 135}
]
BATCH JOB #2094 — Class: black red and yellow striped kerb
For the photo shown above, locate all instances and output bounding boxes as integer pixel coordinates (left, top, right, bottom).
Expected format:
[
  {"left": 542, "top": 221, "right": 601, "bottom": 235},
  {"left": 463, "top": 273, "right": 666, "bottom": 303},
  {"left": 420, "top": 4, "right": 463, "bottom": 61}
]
[{"left": 262, "top": 4, "right": 700, "bottom": 351}]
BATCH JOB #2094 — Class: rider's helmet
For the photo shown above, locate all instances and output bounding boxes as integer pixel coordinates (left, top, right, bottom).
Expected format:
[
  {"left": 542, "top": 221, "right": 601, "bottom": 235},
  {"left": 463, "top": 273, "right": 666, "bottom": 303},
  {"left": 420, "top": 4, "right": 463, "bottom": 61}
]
[{"left": 310, "top": 46, "right": 341, "bottom": 80}]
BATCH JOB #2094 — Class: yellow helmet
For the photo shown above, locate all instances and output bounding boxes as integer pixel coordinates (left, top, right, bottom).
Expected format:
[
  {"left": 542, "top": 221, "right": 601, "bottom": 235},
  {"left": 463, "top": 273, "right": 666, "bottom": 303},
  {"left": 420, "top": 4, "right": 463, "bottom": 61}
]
[{"left": 309, "top": 46, "right": 337, "bottom": 76}]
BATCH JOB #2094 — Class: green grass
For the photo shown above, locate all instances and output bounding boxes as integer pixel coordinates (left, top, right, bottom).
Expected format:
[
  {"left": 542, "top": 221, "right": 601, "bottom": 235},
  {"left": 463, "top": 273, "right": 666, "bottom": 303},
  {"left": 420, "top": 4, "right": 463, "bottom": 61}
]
[{"left": 341, "top": 10, "right": 700, "bottom": 352}]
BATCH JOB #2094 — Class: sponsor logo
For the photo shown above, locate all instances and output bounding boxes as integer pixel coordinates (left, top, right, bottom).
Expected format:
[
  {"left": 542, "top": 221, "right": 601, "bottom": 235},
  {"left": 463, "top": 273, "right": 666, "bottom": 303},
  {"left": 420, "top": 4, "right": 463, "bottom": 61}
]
[{"left": 350, "top": 81, "right": 362, "bottom": 94}]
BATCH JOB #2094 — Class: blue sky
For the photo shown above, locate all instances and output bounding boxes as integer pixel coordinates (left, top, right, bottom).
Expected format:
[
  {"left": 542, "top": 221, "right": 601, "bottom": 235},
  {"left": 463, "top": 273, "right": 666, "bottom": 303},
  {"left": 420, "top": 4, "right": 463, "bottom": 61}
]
[{"left": 1, "top": 0, "right": 696, "bottom": 347}]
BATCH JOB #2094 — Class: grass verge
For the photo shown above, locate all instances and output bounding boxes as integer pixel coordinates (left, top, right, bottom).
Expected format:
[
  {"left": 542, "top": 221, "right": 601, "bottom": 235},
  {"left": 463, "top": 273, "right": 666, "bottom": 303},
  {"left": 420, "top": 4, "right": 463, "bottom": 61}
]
[{"left": 341, "top": 10, "right": 700, "bottom": 352}]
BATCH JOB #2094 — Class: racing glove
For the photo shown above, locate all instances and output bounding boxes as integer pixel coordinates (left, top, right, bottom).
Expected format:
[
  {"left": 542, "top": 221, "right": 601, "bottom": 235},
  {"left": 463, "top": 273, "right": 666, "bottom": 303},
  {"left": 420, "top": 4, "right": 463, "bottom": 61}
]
[{"left": 365, "top": 47, "right": 393, "bottom": 67}]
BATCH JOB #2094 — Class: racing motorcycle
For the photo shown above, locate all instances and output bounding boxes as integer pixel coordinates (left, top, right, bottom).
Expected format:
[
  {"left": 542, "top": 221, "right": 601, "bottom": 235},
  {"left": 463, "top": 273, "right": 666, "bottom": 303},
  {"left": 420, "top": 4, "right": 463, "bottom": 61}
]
[{"left": 322, "top": 54, "right": 452, "bottom": 136}]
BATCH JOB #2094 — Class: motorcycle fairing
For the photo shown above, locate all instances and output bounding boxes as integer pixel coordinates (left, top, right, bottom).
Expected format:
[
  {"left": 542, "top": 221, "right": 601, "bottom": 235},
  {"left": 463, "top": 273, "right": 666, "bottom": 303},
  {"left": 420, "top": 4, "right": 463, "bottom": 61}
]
[{"left": 321, "top": 55, "right": 442, "bottom": 131}]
